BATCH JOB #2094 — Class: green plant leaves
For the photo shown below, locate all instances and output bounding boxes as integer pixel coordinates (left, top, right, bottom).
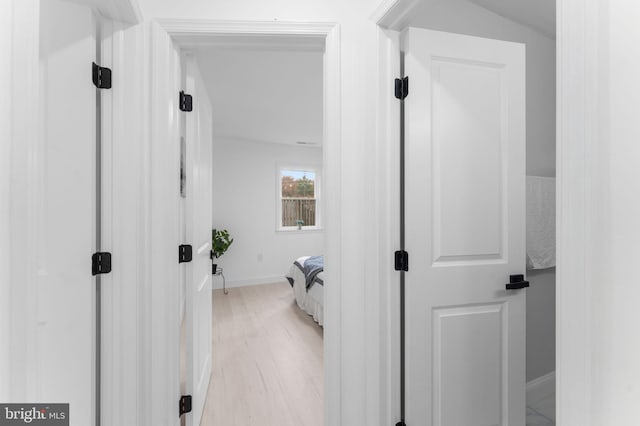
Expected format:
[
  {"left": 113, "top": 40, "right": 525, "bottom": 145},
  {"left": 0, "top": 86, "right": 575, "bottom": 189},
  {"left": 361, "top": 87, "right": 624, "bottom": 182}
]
[{"left": 212, "top": 228, "right": 234, "bottom": 259}]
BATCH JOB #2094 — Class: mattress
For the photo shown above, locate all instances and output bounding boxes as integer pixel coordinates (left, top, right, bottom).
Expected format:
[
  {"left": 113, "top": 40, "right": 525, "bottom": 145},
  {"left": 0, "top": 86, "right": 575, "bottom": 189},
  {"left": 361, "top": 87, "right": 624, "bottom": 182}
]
[{"left": 286, "top": 256, "right": 324, "bottom": 326}]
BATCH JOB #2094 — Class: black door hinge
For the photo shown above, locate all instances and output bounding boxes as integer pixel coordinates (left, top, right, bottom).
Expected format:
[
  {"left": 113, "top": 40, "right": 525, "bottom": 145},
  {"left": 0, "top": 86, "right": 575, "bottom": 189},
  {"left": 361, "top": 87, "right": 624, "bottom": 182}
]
[
  {"left": 394, "top": 250, "right": 409, "bottom": 272},
  {"left": 179, "top": 91, "right": 193, "bottom": 112},
  {"left": 179, "top": 245, "right": 193, "bottom": 263},
  {"left": 395, "top": 76, "right": 408, "bottom": 100},
  {"left": 179, "top": 395, "right": 192, "bottom": 416},
  {"left": 395, "top": 422, "right": 407, "bottom": 426},
  {"left": 92, "top": 62, "right": 112, "bottom": 89},
  {"left": 92, "top": 252, "right": 112, "bottom": 275}
]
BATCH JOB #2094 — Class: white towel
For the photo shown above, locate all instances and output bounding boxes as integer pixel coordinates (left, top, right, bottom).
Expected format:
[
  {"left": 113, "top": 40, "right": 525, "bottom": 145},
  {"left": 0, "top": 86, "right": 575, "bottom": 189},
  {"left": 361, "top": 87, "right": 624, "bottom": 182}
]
[{"left": 526, "top": 176, "right": 556, "bottom": 269}]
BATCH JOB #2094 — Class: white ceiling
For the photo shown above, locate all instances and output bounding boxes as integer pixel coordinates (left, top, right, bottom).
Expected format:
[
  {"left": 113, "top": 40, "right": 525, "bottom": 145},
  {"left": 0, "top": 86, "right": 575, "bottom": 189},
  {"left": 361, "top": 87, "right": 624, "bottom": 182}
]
[
  {"left": 467, "top": 0, "right": 556, "bottom": 38},
  {"left": 194, "top": 44, "right": 323, "bottom": 147}
]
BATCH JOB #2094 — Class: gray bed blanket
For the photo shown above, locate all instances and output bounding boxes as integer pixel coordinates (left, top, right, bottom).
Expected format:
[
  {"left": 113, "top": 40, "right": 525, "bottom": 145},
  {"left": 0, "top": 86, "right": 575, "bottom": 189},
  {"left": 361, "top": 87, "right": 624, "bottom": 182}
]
[{"left": 294, "top": 255, "right": 324, "bottom": 290}]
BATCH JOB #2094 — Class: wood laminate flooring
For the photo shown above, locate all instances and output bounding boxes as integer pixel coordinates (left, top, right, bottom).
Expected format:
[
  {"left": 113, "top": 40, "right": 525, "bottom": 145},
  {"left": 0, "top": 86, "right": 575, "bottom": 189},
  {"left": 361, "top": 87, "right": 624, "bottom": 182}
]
[{"left": 200, "top": 281, "right": 324, "bottom": 426}]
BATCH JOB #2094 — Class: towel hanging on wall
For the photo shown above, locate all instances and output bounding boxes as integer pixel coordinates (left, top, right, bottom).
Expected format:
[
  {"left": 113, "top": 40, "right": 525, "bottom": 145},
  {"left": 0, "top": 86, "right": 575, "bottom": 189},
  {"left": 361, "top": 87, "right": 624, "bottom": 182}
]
[{"left": 526, "top": 176, "right": 556, "bottom": 269}]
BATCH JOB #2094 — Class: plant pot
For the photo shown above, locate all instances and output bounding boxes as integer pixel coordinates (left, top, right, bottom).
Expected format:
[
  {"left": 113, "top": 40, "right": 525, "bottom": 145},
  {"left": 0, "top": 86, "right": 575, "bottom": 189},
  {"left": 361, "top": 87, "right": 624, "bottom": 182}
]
[{"left": 212, "top": 264, "right": 217, "bottom": 274}]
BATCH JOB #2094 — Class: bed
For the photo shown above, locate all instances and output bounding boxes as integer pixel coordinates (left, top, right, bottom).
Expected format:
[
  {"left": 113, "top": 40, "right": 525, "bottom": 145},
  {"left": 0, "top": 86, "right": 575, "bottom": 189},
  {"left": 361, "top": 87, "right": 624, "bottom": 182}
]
[{"left": 285, "top": 255, "right": 324, "bottom": 326}]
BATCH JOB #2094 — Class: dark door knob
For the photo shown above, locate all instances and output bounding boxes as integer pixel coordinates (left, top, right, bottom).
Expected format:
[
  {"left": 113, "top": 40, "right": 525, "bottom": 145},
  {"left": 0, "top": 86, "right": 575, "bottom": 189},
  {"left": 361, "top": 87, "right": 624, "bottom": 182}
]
[{"left": 506, "top": 274, "right": 529, "bottom": 290}]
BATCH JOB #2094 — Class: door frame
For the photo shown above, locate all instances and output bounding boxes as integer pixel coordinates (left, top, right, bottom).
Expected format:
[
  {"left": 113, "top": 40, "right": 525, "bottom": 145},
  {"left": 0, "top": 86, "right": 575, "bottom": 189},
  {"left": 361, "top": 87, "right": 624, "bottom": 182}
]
[
  {"left": 153, "top": 18, "right": 342, "bottom": 426},
  {"left": 373, "top": 0, "right": 594, "bottom": 425}
]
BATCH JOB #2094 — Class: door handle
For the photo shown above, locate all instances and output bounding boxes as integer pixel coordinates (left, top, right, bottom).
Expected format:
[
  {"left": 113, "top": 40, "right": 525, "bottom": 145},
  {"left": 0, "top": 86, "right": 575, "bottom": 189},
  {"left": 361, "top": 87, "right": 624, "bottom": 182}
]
[{"left": 505, "top": 274, "right": 529, "bottom": 290}]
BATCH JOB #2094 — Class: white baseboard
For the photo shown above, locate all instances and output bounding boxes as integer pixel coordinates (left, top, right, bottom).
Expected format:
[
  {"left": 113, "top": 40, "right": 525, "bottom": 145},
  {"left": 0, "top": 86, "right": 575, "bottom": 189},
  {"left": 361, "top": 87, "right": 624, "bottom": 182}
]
[
  {"left": 212, "top": 275, "right": 287, "bottom": 290},
  {"left": 527, "top": 371, "right": 555, "bottom": 405}
]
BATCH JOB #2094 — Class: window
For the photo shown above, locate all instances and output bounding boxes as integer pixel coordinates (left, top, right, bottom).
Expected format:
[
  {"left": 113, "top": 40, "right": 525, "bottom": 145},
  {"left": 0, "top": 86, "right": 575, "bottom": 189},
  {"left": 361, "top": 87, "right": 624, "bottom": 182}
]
[{"left": 278, "top": 168, "right": 320, "bottom": 230}]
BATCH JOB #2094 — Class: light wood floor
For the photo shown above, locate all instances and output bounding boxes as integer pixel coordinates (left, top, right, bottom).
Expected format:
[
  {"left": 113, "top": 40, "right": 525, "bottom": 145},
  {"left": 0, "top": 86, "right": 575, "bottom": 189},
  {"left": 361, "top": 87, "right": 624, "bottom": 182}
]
[{"left": 200, "top": 281, "right": 324, "bottom": 426}]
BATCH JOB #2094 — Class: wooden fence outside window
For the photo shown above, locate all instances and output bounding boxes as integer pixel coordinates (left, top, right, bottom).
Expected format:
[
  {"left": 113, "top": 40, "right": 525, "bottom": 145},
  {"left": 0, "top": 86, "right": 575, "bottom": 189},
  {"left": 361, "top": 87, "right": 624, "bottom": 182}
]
[{"left": 282, "top": 198, "right": 316, "bottom": 227}]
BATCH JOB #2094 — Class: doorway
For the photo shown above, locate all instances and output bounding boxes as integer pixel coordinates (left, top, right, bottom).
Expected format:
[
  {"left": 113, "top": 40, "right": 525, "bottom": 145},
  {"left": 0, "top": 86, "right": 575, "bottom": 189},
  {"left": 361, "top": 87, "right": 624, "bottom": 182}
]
[
  {"left": 377, "top": 1, "right": 557, "bottom": 425},
  {"left": 155, "top": 21, "right": 340, "bottom": 426}
]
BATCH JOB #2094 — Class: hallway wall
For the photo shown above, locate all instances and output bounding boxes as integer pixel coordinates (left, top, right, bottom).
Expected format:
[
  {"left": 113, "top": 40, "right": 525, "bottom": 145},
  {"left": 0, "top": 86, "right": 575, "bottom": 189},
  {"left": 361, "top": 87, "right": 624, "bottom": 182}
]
[
  {"left": 0, "top": 0, "right": 13, "bottom": 403},
  {"left": 526, "top": 268, "right": 556, "bottom": 380}
]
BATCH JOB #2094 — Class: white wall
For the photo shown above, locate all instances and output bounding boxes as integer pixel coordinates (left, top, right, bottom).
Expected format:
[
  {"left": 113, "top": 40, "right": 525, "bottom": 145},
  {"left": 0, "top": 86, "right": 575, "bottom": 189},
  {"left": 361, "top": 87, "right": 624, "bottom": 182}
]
[
  {"left": 7, "top": 0, "right": 45, "bottom": 404},
  {"left": 212, "top": 138, "right": 323, "bottom": 287},
  {"left": 526, "top": 268, "right": 556, "bottom": 381},
  {"left": 407, "top": 0, "right": 557, "bottom": 382},
  {"left": 0, "top": 0, "right": 13, "bottom": 403}
]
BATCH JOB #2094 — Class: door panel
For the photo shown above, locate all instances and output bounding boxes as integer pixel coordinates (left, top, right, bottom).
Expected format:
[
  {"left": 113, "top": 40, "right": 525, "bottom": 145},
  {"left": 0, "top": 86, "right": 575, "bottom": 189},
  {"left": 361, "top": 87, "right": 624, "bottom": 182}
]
[
  {"left": 184, "top": 55, "right": 213, "bottom": 426},
  {"left": 432, "top": 59, "right": 506, "bottom": 263},
  {"left": 404, "top": 28, "right": 525, "bottom": 426},
  {"left": 434, "top": 304, "right": 505, "bottom": 426}
]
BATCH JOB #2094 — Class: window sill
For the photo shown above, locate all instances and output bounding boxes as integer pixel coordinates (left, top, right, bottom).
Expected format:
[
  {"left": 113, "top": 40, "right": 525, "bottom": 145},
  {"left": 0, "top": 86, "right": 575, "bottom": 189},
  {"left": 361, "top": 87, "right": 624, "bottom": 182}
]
[{"left": 276, "top": 226, "right": 323, "bottom": 233}]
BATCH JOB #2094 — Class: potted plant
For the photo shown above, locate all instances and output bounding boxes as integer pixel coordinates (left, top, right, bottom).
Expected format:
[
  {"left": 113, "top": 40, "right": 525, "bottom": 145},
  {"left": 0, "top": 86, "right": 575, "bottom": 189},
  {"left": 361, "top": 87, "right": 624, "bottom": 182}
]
[{"left": 211, "top": 228, "right": 233, "bottom": 274}]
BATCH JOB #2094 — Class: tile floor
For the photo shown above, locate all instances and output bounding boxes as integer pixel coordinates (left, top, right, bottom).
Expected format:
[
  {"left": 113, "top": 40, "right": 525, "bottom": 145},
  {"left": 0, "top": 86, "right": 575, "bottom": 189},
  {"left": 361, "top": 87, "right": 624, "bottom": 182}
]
[{"left": 526, "top": 393, "right": 555, "bottom": 426}]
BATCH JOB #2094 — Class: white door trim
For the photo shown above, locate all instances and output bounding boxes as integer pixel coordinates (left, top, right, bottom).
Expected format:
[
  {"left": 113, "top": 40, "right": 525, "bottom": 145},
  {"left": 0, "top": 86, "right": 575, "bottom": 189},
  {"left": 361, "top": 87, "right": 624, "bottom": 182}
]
[
  {"left": 373, "top": 26, "right": 401, "bottom": 426},
  {"left": 371, "top": 0, "right": 423, "bottom": 29},
  {"left": 153, "top": 19, "right": 342, "bottom": 426},
  {"left": 89, "top": 0, "right": 143, "bottom": 24},
  {"left": 373, "top": 3, "right": 417, "bottom": 425},
  {"left": 555, "top": 1, "right": 600, "bottom": 425},
  {"left": 157, "top": 19, "right": 337, "bottom": 38}
]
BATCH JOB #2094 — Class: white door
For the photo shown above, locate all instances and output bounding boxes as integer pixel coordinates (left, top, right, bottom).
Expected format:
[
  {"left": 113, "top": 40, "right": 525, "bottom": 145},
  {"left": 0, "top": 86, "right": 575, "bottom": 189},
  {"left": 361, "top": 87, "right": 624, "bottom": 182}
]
[
  {"left": 184, "top": 55, "right": 214, "bottom": 426},
  {"left": 38, "top": 1, "right": 97, "bottom": 424},
  {"left": 148, "top": 22, "right": 182, "bottom": 426},
  {"left": 403, "top": 28, "right": 526, "bottom": 426}
]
